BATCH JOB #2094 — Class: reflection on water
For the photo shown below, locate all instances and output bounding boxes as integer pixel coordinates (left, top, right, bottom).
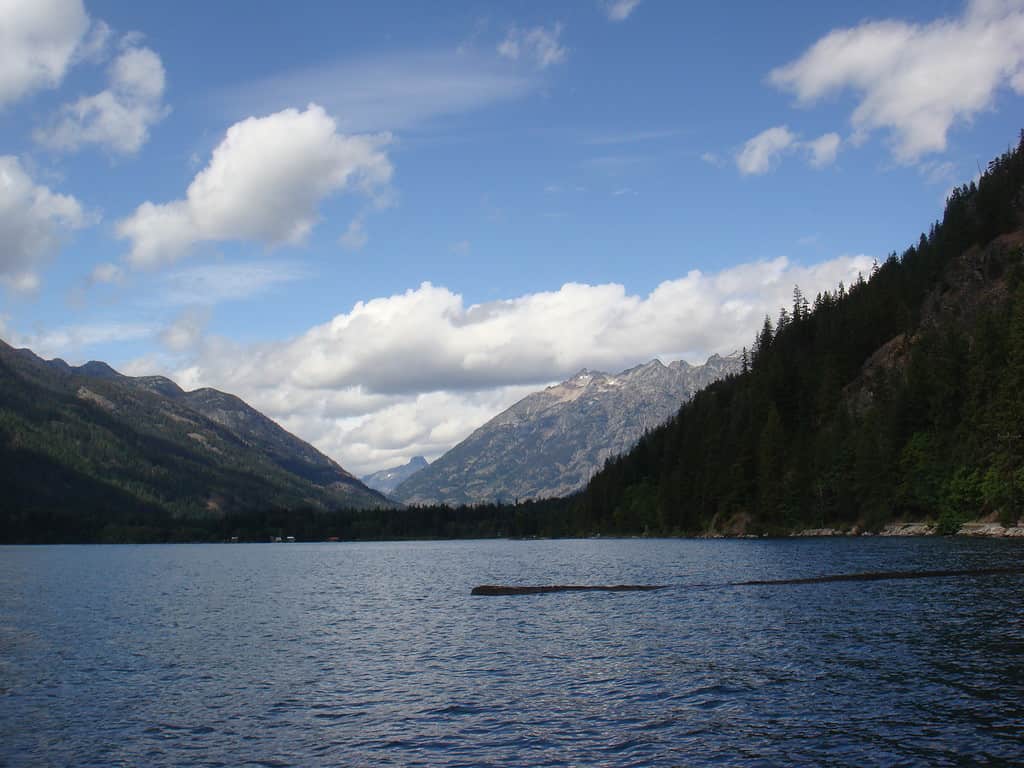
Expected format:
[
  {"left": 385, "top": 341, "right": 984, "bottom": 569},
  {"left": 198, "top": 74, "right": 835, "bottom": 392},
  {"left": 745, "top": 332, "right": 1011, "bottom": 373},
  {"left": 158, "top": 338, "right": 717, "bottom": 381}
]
[{"left": 1, "top": 538, "right": 1022, "bottom": 766}]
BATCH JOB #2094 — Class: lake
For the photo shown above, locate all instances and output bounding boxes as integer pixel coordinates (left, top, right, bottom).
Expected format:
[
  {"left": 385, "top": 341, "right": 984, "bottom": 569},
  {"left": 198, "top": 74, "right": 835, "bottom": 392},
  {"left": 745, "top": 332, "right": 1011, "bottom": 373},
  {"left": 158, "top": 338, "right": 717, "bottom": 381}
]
[{"left": 1, "top": 538, "right": 1022, "bottom": 766}]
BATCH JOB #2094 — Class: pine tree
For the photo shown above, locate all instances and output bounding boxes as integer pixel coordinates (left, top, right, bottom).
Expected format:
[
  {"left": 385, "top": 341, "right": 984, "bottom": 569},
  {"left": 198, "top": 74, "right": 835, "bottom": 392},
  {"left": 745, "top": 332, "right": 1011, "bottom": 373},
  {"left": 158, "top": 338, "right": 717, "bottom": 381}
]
[{"left": 792, "top": 285, "right": 806, "bottom": 320}]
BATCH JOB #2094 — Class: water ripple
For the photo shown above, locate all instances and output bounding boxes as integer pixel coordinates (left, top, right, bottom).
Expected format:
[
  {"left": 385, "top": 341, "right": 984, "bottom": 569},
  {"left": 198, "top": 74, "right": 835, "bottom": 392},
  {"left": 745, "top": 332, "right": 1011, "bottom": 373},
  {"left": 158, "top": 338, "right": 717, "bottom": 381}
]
[{"left": 1, "top": 538, "right": 1022, "bottom": 766}]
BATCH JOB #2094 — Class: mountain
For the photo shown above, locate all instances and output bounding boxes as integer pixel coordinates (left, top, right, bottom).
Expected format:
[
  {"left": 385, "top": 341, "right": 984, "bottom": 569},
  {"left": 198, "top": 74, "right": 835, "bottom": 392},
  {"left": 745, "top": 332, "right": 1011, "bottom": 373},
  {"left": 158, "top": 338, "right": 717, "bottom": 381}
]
[
  {"left": 361, "top": 456, "right": 429, "bottom": 496},
  {"left": 0, "top": 341, "right": 387, "bottom": 542},
  {"left": 570, "top": 133, "right": 1024, "bottom": 537},
  {"left": 393, "top": 353, "right": 741, "bottom": 505}
]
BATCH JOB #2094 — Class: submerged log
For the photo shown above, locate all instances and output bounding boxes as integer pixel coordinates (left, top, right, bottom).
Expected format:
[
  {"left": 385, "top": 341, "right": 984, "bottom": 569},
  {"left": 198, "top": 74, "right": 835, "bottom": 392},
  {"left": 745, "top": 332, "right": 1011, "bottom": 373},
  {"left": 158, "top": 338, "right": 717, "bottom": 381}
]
[{"left": 471, "top": 584, "right": 667, "bottom": 596}]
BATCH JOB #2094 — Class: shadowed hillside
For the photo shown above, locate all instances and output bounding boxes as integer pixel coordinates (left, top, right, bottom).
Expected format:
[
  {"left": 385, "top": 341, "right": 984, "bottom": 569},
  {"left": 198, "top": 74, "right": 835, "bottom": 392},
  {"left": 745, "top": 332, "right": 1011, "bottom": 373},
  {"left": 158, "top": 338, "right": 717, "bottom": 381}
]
[{"left": 0, "top": 345, "right": 387, "bottom": 542}]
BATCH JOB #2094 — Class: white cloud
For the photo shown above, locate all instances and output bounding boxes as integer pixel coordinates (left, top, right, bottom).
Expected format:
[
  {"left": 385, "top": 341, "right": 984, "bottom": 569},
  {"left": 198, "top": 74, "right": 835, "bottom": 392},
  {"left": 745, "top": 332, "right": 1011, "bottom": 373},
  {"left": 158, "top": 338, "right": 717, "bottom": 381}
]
[
  {"left": 450, "top": 240, "right": 471, "bottom": 256},
  {"left": 339, "top": 216, "right": 368, "bottom": 251},
  {"left": 769, "top": 0, "right": 1024, "bottom": 162},
  {"left": 736, "top": 127, "right": 843, "bottom": 173},
  {"left": 0, "top": 155, "right": 87, "bottom": 293},
  {"left": 0, "top": 0, "right": 90, "bottom": 108},
  {"left": 498, "top": 24, "right": 568, "bottom": 69},
  {"left": 9, "top": 321, "right": 154, "bottom": 360},
  {"left": 602, "top": 0, "right": 642, "bottom": 22},
  {"left": 219, "top": 51, "right": 532, "bottom": 133},
  {"left": 806, "top": 132, "right": 841, "bottom": 168},
  {"left": 159, "top": 253, "right": 874, "bottom": 474},
  {"left": 159, "top": 308, "right": 208, "bottom": 352},
  {"left": 36, "top": 46, "right": 169, "bottom": 155},
  {"left": 75, "top": 18, "right": 112, "bottom": 63},
  {"left": 736, "top": 125, "right": 797, "bottom": 174},
  {"left": 159, "top": 261, "right": 309, "bottom": 305},
  {"left": 116, "top": 104, "right": 392, "bottom": 267}
]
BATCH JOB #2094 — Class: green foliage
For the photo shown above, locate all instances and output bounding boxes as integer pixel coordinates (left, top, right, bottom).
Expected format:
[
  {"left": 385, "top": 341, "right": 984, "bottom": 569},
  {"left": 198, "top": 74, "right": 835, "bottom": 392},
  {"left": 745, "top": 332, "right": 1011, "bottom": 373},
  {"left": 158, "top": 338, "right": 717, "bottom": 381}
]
[
  {"left": 570, "top": 130, "right": 1024, "bottom": 537},
  {"left": 935, "top": 507, "right": 968, "bottom": 536}
]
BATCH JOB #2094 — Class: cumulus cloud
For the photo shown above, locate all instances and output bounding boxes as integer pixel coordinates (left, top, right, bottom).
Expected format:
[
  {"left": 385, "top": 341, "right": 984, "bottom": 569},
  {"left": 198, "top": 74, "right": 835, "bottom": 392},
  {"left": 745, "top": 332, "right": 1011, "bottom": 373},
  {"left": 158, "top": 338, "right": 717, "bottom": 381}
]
[
  {"left": 498, "top": 24, "right": 568, "bottom": 69},
  {"left": 0, "top": 155, "right": 87, "bottom": 293},
  {"left": 36, "top": 46, "right": 169, "bottom": 155},
  {"left": 0, "top": 0, "right": 90, "bottom": 108},
  {"left": 602, "top": 0, "right": 642, "bottom": 22},
  {"left": 736, "top": 126, "right": 842, "bottom": 174},
  {"left": 769, "top": 0, "right": 1024, "bottom": 162},
  {"left": 736, "top": 126, "right": 797, "bottom": 174},
  {"left": 156, "top": 253, "right": 874, "bottom": 473},
  {"left": 116, "top": 104, "right": 392, "bottom": 267}
]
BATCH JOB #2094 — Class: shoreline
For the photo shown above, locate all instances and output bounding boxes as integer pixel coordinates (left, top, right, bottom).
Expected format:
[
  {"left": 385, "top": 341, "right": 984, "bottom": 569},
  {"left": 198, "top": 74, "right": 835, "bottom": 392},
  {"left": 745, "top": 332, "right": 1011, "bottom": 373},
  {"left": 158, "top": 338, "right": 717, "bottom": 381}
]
[
  {"left": 786, "top": 522, "right": 1024, "bottom": 538},
  {"left": 5, "top": 521, "right": 1024, "bottom": 546}
]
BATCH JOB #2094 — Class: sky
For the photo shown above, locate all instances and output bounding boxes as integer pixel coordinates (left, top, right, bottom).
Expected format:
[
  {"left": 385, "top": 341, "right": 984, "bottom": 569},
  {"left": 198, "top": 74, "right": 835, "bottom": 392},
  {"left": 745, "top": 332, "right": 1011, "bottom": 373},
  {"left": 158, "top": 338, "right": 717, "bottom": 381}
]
[{"left": 2, "top": 0, "right": 1023, "bottom": 475}]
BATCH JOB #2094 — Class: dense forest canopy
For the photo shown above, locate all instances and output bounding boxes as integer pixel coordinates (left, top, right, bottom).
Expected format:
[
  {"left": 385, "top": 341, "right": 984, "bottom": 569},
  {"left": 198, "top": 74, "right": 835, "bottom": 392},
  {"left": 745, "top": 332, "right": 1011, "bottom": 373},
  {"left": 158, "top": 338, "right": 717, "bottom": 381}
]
[{"left": 573, "top": 131, "right": 1024, "bottom": 537}]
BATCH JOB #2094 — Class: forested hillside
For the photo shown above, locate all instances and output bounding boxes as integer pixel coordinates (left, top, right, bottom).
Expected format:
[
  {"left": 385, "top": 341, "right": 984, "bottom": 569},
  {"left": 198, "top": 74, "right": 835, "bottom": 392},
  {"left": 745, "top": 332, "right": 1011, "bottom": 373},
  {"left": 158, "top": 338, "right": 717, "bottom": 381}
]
[
  {"left": 0, "top": 344, "right": 386, "bottom": 542},
  {"left": 570, "top": 133, "right": 1024, "bottom": 536}
]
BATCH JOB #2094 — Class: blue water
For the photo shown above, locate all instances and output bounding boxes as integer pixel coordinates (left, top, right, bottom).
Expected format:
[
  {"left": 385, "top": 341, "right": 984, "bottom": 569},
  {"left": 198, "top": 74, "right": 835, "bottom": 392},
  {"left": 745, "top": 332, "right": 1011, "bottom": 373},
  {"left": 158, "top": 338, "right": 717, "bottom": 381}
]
[{"left": 1, "top": 538, "right": 1023, "bottom": 767}]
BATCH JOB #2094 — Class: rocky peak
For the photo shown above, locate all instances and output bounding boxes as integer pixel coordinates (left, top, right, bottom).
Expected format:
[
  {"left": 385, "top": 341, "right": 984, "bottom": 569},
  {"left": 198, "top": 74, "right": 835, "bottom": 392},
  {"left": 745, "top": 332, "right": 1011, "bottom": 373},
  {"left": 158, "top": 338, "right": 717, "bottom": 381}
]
[
  {"left": 393, "top": 350, "right": 742, "bottom": 505},
  {"left": 361, "top": 454, "right": 431, "bottom": 496}
]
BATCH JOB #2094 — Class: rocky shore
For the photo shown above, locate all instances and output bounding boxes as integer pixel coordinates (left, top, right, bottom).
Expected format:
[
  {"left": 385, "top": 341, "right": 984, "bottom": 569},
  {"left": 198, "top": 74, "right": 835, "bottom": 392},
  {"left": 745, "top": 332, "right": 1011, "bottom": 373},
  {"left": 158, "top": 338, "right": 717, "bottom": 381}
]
[{"left": 791, "top": 521, "right": 1024, "bottom": 538}]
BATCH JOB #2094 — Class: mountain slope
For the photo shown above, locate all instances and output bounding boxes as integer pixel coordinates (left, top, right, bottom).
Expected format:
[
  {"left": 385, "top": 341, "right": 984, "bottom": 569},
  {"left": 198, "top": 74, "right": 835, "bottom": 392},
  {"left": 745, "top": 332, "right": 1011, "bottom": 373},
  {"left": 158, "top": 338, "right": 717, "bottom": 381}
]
[
  {"left": 361, "top": 456, "right": 429, "bottom": 495},
  {"left": 393, "top": 353, "right": 740, "bottom": 505},
  {"left": 571, "top": 133, "right": 1024, "bottom": 536},
  {"left": 0, "top": 342, "right": 387, "bottom": 542}
]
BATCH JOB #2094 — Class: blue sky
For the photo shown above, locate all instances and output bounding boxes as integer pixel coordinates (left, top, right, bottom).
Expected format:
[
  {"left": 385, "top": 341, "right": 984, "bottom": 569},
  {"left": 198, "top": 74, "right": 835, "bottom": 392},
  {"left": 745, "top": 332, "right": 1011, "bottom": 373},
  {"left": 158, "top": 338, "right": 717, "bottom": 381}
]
[{"left": 2, "top": 0, "right": 1023, "bottom": 473}]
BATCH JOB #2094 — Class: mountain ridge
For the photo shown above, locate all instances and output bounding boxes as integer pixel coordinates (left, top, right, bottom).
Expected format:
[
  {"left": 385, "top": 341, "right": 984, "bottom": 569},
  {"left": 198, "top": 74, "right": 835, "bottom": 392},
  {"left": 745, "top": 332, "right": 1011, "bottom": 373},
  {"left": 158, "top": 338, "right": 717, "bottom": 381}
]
[
  {"left": 0, "top": 340, "right": 387, "bottom": 542},
  {"left": 393, "top": 352, "right": 741, "bottom": 505}
]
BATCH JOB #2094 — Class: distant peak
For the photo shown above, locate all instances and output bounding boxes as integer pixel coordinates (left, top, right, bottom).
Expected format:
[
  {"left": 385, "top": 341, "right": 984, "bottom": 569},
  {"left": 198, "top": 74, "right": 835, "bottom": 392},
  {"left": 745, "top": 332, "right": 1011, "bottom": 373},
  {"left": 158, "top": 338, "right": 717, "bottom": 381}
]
[{"left": 621, "top": 358, "right": 666, "bottom": 376}]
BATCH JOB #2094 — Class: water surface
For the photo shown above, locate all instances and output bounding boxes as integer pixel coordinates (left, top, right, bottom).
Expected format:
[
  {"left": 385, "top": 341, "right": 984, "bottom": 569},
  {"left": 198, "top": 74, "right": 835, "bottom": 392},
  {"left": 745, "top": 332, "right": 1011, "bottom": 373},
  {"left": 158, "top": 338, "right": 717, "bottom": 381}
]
[{"left": 1, "top": 538, "right": 1022, "bottom": 766}]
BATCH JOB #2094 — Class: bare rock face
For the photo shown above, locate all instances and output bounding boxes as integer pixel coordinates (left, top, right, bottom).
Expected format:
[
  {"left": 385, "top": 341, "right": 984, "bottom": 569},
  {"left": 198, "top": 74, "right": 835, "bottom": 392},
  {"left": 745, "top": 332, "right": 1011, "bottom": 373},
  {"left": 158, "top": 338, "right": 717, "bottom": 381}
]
[{"left": 393, "top": 353, "right": 741, "bottom": 506}]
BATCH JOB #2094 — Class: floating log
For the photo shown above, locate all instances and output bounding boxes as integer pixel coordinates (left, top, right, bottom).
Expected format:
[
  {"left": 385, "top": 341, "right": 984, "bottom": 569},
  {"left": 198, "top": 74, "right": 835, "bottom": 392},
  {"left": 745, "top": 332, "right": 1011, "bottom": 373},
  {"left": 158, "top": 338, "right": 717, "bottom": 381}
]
[
  {"left": 471, "top": 566, "right": 1024, "bottom": 596},
  {"left": 471, "top": 584, "right": 667, "bottom": 596}
]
